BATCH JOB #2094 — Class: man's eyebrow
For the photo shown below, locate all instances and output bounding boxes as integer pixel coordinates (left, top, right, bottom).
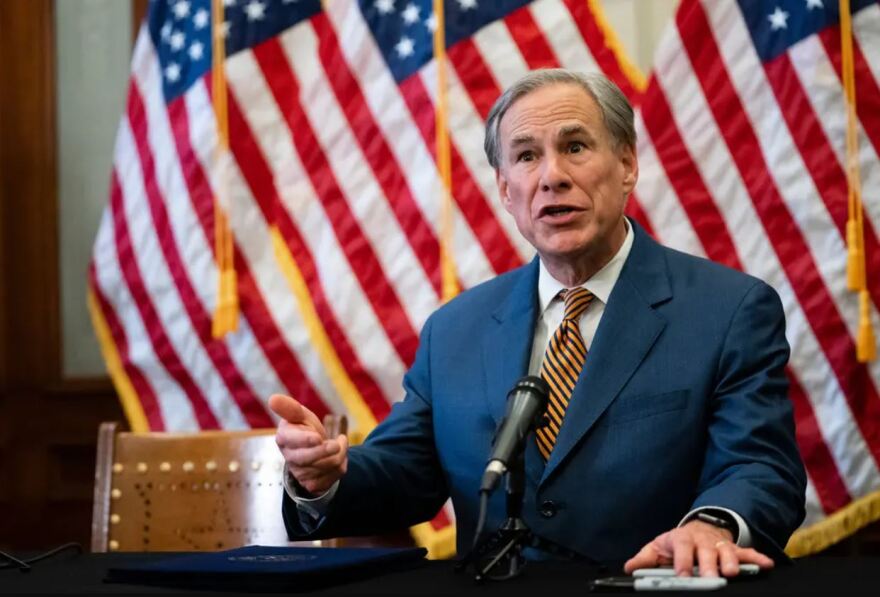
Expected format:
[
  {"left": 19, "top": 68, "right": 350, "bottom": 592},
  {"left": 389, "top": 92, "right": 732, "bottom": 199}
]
[
  {"left": 509, "top": 134, "right": 535, "bottom": 147},
  {"left": 558, "top": 124, "right": 590, "bottom": 137}
]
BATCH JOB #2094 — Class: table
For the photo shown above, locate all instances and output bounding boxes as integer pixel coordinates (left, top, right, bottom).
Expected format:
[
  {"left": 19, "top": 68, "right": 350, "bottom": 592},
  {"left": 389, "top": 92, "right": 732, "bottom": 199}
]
[{"left": 2, "top": 552, "right": 877, "bottom": 594}]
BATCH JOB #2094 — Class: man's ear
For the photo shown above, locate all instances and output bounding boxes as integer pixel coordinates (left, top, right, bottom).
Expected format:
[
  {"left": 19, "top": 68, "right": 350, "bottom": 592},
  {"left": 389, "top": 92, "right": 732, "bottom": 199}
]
[
  {"left": 496, "top": 169, "right": 513, "bottom": 214},
  {"left": 619, "top": 145, "right": 638, "bottom": 195}
]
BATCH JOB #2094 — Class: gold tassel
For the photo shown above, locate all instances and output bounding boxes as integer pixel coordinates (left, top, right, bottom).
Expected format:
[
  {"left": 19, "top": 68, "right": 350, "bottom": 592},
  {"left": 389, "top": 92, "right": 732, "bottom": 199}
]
[
  {"left": 432, "top": 0, "right": 460, "bottom": 303},
  {"left": 212, "top": 210, "right": 239, "bottom": 338},
  {"left": 857, "top": 290, "right": 877, "bottom": 362},
  {"left": 212, "top": 269, "right": 239, "bottom": 337},
  {"left": 840, "top": 0, "right": 873, "bottom": 359},
  {"left": 846, "top": 217, "right": 864, "bottom": 292},
  {"left": 210, "top": 0, "right": 238, "bottom": 337}
]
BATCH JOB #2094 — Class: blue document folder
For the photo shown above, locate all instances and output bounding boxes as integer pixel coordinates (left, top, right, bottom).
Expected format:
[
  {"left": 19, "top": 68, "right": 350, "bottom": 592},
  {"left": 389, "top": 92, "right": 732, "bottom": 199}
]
[{"left": 105, "top": 545, "right": 428, "bottom": 591}]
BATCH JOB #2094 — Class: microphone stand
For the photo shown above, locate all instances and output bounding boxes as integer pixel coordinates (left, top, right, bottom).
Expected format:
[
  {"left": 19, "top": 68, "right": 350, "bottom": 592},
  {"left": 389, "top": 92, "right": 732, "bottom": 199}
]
[{"left": 456, "top": 451, "right": 533, "bottom": 582}]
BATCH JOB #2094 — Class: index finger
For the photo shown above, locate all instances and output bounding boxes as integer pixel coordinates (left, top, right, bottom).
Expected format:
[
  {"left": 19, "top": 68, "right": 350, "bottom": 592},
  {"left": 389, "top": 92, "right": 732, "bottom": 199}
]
[
  {"left": 269, "top": 394, "right": 325, "bottom": 434},
  {"left": 624, "top": 544, "right": 661, "bottom": 574}
]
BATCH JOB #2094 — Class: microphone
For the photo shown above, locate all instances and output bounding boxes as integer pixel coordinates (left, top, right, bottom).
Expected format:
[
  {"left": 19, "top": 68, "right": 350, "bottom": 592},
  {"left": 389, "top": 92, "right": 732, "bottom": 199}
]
[{"left": 479, "top": 375, "right": 550, "bottom": 493}]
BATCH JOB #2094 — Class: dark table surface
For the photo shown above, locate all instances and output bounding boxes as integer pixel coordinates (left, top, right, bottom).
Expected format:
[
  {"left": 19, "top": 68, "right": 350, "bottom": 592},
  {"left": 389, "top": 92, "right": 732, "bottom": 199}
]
[{"left": 2, "top": 551, "right": 878, "bottom": 595}]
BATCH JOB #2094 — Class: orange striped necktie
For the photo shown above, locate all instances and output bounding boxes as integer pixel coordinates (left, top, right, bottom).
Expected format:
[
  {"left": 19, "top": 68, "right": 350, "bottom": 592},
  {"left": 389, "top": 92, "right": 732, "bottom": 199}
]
[{"left": 536, "top": 287, "right": 594, "bottom": 461}]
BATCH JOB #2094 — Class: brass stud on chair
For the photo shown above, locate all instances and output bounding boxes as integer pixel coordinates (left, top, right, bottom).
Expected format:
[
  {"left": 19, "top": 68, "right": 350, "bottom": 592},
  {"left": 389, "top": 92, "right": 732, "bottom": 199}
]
[
  {"left": 109, "top": 540, "right": 119, "bottom": 551},
  {"left": 112, "top": 463, "right": 123, "bottom": 474},
  {"left": 137, "top": 462, "right": 148, "bottom": 474},
  {"left": 160, "top": 462, "right": 171, "bottom": 472},
  {"left": 206, "top": 460, "right": 217, "bottom": 472},
  {"left": 183, "top": 461, "right": 194, "bottom": 472},
  {"left": 111, "top": 488, "right": 122, "bottom": 500},
  {"left": 251, "top": 461, "right": 262, "bottom": 471},
  {"left": 110, "top": 514, "right": 121, "bottom": 525},
  {"left": 228, "top": 461, "right": 240, "bottom": 472}
]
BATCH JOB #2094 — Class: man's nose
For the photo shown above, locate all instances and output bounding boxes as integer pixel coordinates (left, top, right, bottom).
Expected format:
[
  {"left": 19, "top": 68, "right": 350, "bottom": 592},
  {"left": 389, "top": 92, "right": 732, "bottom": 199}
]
[{"left": 540, "top": 153, "right": 572, "bottom": 193}]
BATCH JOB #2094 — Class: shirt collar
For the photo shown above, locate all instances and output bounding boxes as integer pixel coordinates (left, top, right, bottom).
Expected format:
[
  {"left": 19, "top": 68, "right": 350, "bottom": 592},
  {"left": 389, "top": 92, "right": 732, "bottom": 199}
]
[{"left": 537, "top": 217, "right": 635, "bottom": 315}]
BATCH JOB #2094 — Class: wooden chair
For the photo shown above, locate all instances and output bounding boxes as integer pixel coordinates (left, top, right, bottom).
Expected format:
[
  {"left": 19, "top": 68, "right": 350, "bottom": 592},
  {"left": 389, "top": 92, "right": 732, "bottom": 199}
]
[{"left": 91, "top": 416, "right": 347, "bottom": 552}]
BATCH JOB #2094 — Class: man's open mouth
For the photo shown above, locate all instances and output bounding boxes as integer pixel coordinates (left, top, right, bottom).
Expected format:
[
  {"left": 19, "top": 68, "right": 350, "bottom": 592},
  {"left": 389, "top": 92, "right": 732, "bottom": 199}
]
[{"left": 541, "top": 205, "right": 577, "bottom": 217}]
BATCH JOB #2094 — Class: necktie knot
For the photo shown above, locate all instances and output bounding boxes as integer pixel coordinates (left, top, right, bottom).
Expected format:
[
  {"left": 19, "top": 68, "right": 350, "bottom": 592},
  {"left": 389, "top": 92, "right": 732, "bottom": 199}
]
[{"left": 562, "top": 287, "right": 594, "bottom": 322}]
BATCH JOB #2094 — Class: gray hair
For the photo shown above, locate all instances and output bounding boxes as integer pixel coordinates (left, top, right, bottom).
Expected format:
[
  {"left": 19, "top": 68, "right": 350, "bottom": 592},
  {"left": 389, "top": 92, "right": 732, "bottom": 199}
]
[{"left": 483, "top": 69, "right": 636, "bottom": 169}]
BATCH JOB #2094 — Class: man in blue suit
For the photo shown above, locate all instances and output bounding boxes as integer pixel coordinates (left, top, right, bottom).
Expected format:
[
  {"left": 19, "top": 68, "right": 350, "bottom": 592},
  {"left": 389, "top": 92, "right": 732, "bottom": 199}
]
[{"left": 270, "top": 69, "right": 806, "bottom": 577}]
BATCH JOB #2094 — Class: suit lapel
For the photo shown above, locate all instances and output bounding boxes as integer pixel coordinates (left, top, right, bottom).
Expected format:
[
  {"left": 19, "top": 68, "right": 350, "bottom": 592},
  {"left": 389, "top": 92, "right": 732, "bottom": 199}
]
[
  {"left": 482, "top": 258, "right": 543, "bottom": 484},
  {"left": 540, "top": 223, "right": 672, "bottom": 485},
  {"left": 482, "top": 258, "right": 540, "bottom": 425}
]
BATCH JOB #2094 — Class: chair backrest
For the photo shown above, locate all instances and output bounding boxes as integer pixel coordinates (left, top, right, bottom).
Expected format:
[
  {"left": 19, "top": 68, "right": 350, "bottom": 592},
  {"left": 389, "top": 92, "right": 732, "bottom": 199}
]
[{"left": 91, "top": 416, "right": 346, "bottom": 552}]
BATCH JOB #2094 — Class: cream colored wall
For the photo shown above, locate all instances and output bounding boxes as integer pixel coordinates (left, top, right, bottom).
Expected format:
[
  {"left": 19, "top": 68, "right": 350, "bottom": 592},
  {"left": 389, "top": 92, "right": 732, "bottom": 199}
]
[
  {"left": 56, "top": 0, "right": 680, "bottom": 378},
  {"left": 599, "top": 0, "right": 680, "bottom": 76},
  {"left": 56, "top": 0, "right": 132, "bottom": 377}
]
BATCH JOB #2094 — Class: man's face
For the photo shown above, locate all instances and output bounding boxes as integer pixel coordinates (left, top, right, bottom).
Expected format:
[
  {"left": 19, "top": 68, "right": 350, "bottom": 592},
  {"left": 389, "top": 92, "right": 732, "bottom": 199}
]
[{"left": 496, "top": 83, "right": 638, "bottom": 270}]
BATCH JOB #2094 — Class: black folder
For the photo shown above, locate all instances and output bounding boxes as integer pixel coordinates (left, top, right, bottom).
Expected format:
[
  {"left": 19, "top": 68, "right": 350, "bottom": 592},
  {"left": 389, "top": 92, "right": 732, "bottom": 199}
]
[{"left": 105, "top": 545, "right": 428, "bottom": 591}]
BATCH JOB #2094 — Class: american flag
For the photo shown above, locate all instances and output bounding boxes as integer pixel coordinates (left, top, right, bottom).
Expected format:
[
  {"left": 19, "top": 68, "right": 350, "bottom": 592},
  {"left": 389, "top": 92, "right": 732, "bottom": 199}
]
[
  {"left": 89, "top": 0, "right": 880, "bottom": 558},
  {"left": 87, "top": 0, "right": 642, "bottom": 557},
  {"left": 635, "top": 0, "right": 880, "bottom": 555}
]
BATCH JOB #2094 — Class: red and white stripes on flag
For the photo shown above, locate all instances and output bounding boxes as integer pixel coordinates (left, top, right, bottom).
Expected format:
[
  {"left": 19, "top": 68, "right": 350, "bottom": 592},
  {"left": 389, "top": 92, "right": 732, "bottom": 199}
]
[
  {"left": 88, "top": 0, "right": 643, "bottom": 558},
  {"left": 635, "top": 0, "right": 880, "bottom": 555}
]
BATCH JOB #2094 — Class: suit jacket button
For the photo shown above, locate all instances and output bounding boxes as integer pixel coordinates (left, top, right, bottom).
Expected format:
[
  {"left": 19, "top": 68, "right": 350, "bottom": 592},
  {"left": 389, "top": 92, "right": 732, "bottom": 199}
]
[{"left": 540, "top": 500, "right": 557, "bottom": 518}]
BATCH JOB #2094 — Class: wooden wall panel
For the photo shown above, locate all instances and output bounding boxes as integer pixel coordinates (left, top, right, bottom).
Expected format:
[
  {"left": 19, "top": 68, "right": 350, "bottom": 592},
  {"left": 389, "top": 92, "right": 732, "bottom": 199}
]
[
  {"left": 0, "top": 0, "right": 59, "bottom": 384},
  {"left": 0, "top": 0, "right": 124, "bottom": 552},
  {"left": 0, "top": 31, "right": 6, "bottom": 388}
]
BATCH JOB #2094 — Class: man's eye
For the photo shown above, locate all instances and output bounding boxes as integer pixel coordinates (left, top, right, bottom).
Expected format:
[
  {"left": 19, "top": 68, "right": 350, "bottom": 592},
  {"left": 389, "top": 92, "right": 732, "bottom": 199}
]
[
  {"left": 517, "top": 151, "right": 535, "bottom": 162},
  {"left": 568, "top": 141, "right": 586, "bottom": 153}
]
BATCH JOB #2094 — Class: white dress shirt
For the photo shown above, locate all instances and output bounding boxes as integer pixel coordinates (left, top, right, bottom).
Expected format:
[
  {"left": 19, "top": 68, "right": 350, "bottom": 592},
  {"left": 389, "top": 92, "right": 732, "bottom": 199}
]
[
  {"left": 286, "top": 218, "right": 751, "bottom": 546},
  {"left": 527, "top": 217, "right": 634, "bottom": 375}
]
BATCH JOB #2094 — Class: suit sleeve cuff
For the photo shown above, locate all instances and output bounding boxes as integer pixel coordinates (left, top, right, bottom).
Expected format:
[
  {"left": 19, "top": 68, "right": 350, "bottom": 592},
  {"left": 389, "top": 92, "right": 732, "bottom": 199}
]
[
  {"left": 282, "top": 470, "right": 339, "bottom": 521},
  {"left": 679, "top": 506, "right": 752, "bottom": 547}
]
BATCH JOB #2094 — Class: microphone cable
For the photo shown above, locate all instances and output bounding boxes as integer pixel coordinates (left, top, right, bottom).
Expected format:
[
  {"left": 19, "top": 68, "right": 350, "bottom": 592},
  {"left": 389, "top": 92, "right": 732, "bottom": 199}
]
[{"left": 0, "top": 542, "right": 82, "bottom": 572}]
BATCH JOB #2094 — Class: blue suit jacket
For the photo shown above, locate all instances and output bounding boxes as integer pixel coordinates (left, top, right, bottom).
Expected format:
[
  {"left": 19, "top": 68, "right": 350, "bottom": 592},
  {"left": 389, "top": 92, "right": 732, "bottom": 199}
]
[{"left": 283, "top": 222, "right": 807, "bottom": 563}]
